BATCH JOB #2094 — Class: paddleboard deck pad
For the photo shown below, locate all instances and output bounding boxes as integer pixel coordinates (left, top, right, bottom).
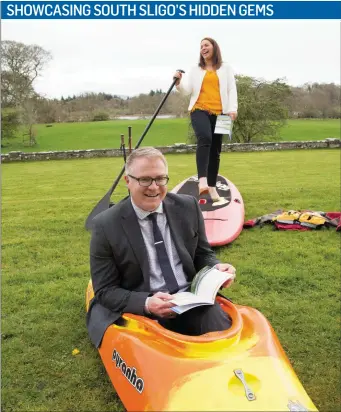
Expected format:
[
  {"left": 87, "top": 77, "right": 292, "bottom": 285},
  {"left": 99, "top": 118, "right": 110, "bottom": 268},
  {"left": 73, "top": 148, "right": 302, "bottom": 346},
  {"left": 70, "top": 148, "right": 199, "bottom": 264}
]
[{"left": 171, "top": 175, "right": 244, "bottom": 246}]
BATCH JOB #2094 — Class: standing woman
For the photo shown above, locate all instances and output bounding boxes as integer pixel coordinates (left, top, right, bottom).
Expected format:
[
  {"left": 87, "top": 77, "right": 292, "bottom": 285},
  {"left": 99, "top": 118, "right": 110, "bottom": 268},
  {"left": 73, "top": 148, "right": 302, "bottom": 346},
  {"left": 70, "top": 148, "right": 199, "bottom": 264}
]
[{"left": 174, "top": 37, "right": 238, "bottom": 201}]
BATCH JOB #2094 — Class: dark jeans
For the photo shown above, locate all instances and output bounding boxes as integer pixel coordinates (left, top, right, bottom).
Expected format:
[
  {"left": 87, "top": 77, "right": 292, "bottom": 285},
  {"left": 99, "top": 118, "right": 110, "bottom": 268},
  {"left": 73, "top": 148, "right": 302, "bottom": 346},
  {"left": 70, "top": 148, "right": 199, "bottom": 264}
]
[
  {"left": 158, "top": 303, "right": 232, "bottom": 336},
  {"left": 190, "top": 110, "right": 223, "bottom": 187}
]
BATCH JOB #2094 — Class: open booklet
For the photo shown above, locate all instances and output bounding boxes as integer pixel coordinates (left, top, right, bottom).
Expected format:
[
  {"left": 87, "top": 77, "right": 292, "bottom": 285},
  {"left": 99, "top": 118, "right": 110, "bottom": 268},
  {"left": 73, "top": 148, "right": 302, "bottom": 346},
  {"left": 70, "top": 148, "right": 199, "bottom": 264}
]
[
  {"left": 214, "top": 115, "right": 233, "bottom": 139},
  {"left": 170, "top": 266, "right": 234, "bottom": 315}
]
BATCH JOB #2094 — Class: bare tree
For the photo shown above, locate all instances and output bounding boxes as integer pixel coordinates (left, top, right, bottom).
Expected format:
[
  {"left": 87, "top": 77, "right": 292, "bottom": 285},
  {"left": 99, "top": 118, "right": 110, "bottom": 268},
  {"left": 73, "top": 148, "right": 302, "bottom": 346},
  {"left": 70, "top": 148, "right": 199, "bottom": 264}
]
[
  {"left": 1, "top": 40, "right": 52, "bottom": 105},
  {"left": 1, "top": 40, "right": 52, "bottom": 145}
]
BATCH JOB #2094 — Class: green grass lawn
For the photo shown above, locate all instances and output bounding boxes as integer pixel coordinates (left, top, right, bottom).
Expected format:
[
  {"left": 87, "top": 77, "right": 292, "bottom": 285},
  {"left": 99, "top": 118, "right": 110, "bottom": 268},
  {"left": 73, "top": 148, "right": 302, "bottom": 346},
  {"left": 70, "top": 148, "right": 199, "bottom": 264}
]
[
  {"left": 2, "top": 149, "right": 340, "bottom": 411},
  {"left": 2, "top": 118, "right": 340, "bottom": 153}
]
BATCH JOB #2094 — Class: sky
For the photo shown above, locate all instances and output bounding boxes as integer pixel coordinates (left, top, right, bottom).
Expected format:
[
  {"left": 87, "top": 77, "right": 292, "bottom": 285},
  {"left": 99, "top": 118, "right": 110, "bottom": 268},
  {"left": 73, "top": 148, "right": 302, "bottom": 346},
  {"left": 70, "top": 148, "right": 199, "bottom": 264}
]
[{"left": 2, "top": 19, "right": 340, "bottom": 99}]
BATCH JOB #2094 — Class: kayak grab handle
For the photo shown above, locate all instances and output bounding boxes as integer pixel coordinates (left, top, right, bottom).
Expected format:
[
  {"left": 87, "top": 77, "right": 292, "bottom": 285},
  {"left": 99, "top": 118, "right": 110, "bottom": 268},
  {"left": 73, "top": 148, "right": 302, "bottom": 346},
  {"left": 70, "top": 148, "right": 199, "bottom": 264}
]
[{"left": 234, "top": 369, "right": 256, "bottom": 401}]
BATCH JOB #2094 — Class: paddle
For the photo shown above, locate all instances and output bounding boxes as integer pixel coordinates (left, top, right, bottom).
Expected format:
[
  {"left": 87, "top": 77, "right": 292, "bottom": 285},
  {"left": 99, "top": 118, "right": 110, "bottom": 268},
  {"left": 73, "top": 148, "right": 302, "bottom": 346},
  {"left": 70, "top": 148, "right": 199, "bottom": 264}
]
[
  {"left": 120, "top": 134, "right": 127, "bottom": 163},
  {"left": 128, "top": 126, "right": 132, "bottom": 154},
  {"left": 84, "top": 70, "right": 185, "bottom": 231}
]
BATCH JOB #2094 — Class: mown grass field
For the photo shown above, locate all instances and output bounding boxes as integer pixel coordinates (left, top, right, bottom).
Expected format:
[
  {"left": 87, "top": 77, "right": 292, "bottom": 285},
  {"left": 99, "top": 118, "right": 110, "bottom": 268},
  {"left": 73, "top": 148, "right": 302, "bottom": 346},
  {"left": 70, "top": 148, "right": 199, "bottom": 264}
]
[
  {"left": 2, "top": 118, "right": 340, "bottom": 153},
  {"left": 2, "top": 149, "right": 340, "bottom": 411}
]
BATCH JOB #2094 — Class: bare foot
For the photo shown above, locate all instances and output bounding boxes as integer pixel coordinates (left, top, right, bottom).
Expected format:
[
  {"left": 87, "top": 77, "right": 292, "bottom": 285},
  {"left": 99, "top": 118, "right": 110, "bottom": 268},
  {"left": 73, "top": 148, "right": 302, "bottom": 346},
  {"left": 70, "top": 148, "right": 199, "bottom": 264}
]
[
  {"left": 198, "top": 177, "right": 209, "bottom": 195},
  {"left": 208, "top": 186, "right": 220, "bottom": 200}
]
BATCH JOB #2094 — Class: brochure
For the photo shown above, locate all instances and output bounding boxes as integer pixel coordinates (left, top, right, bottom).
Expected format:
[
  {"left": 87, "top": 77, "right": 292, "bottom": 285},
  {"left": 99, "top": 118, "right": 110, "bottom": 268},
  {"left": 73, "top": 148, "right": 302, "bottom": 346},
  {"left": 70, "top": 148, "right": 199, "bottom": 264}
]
[
  {"left": 214, "top": 115, "right": 233, "bottom": 139},
  {"left": 170, "top": 266, "right": 234, "bottom": 314}
]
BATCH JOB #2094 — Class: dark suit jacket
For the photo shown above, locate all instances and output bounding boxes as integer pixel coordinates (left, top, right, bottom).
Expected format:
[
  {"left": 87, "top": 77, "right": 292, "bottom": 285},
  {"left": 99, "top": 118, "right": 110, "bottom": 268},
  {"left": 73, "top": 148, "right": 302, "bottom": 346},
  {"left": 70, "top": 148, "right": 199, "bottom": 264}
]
[{"left": 86, "top": 193, "right": 219, "bottom": 347}]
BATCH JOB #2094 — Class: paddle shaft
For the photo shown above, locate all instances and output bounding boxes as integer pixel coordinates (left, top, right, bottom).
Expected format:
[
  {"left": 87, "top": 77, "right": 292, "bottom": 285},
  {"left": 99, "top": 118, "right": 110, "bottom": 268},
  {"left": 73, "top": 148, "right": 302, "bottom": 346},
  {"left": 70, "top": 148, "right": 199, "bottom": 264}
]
[
  {"left": 128, "top": 126, "right": 132, "bottom": 154},
  {"left": 85, "top": 71, "right": 184, "bottom": 230},
  {"left": 120, "top": 134, "right": 127, "bottom": 163}
]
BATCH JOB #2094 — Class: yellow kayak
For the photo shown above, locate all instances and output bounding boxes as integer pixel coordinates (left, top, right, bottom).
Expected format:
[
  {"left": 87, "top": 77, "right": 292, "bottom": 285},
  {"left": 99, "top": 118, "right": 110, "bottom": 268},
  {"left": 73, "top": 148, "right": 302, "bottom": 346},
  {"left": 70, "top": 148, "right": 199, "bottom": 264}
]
[{"left": 86, "top": 281, "right": 317, "bottom": 411}]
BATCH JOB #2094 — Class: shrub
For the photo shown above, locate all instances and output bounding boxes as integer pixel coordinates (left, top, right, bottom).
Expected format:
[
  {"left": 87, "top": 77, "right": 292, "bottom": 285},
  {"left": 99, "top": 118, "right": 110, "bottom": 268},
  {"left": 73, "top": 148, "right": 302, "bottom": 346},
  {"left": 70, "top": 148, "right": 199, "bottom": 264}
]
[
  {"left": 1, "top": 108, "right": 20, "bottom": 139},
  {"left": 92, "top": 112, "right": 109, "bottom": 121}
]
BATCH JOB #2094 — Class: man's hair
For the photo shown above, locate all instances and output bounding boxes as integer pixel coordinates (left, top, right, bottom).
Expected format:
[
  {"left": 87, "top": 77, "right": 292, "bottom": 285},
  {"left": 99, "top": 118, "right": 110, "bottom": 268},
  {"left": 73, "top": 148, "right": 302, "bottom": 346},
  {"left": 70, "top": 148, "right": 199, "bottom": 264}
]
[
  {"left": 125, "top": 147, "right": 168, "bottom": 175},
  {"left": 198, "top": 37, "right": 223, "bottom": 70}
]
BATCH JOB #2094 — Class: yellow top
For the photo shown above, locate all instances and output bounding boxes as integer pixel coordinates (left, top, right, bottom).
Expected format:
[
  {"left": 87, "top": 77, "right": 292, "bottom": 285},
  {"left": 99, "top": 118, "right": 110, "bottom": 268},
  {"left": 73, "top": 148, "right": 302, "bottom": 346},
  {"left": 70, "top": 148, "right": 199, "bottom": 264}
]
[{"left": 192, "top": 70, "right": 222, "bottom": 115}]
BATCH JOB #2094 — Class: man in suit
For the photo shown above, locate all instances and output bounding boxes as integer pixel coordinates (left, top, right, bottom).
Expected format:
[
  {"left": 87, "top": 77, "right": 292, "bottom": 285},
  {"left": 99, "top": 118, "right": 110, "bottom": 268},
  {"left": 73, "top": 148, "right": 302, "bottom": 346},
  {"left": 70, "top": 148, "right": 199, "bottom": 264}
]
[{"left": 87, "top": 147, "right": 236, "bottom": 348}]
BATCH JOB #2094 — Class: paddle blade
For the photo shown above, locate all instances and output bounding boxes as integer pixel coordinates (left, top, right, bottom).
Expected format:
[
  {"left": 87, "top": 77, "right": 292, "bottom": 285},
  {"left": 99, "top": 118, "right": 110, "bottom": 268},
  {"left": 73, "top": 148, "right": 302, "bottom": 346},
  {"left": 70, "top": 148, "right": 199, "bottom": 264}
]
[
  {"left": 84, "top": 71, "right": 184, "bottom": 231},
  {"left": 84, "top": 191, "right": 112, "bottom": 231}
]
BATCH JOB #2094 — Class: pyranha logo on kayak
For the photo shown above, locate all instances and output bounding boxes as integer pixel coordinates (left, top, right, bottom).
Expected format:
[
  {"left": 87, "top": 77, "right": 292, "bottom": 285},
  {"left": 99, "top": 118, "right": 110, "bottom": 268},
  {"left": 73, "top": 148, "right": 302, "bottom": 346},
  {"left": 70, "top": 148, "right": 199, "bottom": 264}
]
[{"left": 112, "top": 349, "right": 144, "bottom": 393}]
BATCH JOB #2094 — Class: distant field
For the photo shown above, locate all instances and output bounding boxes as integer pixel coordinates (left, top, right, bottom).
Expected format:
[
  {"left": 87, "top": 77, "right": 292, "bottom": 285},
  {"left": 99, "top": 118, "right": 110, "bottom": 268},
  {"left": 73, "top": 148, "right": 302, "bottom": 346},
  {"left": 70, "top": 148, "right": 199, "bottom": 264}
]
[
  {"left": 2, "top": 149, "right": 340, "bottom": 411},
  {"left": 2, "top": 118, "right": 340, "bottom": 153}
]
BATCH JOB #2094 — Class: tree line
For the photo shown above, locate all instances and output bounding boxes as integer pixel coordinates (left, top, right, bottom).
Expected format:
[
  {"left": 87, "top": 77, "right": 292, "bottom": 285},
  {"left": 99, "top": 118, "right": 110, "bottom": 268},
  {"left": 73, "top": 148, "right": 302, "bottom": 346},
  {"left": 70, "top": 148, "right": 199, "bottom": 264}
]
[{"left": 2, "top": 40, "right": 340, "bottom": 147}]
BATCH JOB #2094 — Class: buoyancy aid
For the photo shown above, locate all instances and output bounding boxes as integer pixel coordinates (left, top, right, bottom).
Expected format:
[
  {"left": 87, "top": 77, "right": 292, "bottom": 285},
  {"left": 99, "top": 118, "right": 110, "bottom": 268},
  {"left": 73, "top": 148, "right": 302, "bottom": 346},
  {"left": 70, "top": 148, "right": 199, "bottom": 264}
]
[
  {"left": 273, "top": 211, "right": 327, "bottom": 229},
  {"left": 273, "top": 210, "right": 302, "bottom": 225},
  {"left": 298, "top": 212, "right": 327, "bottom": 228},
  {"left": 244, "top": 210, "right": 341, "bottom": 231}
]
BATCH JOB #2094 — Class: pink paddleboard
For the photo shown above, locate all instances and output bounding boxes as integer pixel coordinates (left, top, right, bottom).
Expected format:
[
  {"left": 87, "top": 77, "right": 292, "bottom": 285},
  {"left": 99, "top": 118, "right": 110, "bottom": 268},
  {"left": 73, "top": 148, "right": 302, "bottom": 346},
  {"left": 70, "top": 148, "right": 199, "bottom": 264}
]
[{"left": 171, "top": 175, "right": 244, "bottom": 246}]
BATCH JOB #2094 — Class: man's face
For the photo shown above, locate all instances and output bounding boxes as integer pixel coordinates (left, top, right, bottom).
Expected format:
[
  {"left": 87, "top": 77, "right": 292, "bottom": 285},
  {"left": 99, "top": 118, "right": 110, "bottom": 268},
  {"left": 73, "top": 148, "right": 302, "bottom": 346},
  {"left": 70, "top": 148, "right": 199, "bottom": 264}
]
[{"left": 125, "top": 157, "right": 168, "bottom": 211}]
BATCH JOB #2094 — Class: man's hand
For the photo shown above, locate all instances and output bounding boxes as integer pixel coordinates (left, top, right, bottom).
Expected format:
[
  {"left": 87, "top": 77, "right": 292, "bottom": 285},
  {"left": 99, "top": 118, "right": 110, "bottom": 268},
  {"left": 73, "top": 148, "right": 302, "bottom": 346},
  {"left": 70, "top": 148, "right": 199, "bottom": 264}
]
[
  {"left": 216, "top": 263, "right": 236, "bottom": 289},
  {"left": 146, "top": 292, "right": 177, "bottom": 318}
]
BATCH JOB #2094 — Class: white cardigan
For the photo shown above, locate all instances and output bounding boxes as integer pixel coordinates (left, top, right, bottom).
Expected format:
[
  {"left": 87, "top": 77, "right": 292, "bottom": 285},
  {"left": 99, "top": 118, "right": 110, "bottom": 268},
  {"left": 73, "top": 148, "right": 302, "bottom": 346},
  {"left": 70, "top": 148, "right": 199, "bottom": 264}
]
[{"left": 176, "top": 63, "right": 238, "bottom": 114}]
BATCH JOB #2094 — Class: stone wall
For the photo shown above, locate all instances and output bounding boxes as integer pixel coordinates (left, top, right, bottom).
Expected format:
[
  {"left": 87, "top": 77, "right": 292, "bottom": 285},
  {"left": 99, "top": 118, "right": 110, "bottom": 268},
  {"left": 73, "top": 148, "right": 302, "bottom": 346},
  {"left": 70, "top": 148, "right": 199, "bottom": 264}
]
[{"left": 1, "top": 139, "right": 340, "bottom": 163}]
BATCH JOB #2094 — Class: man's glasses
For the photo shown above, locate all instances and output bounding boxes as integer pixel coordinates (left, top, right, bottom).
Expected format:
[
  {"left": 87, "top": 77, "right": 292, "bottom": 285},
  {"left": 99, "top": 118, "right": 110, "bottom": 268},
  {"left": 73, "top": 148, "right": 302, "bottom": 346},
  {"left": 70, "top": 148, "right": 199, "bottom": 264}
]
[{"left": 128, "top": 174, "right": 169, "bottom": 187}]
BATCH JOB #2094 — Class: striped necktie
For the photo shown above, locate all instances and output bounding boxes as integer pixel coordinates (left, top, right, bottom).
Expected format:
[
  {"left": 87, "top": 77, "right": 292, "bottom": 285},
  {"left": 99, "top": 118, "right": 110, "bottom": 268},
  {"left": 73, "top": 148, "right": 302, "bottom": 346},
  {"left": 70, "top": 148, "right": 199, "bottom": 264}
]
[{"left": 148, "top": 213, "right": 179, "bottom": 294}]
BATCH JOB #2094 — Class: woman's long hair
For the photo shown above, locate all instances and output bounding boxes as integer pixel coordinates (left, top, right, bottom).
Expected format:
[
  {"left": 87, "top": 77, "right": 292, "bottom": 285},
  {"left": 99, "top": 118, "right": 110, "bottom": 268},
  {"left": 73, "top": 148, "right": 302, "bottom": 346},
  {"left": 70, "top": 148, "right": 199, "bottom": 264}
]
[{"left": 198, "top": 37, "right": 223, "bottom": 70}]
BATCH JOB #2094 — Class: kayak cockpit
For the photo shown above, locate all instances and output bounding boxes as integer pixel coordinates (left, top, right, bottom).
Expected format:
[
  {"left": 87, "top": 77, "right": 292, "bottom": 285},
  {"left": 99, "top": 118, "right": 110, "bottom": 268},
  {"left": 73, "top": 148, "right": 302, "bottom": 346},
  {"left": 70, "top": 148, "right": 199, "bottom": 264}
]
[{"left": 109, "top": 297, "right": 250, "bottom": 359}]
